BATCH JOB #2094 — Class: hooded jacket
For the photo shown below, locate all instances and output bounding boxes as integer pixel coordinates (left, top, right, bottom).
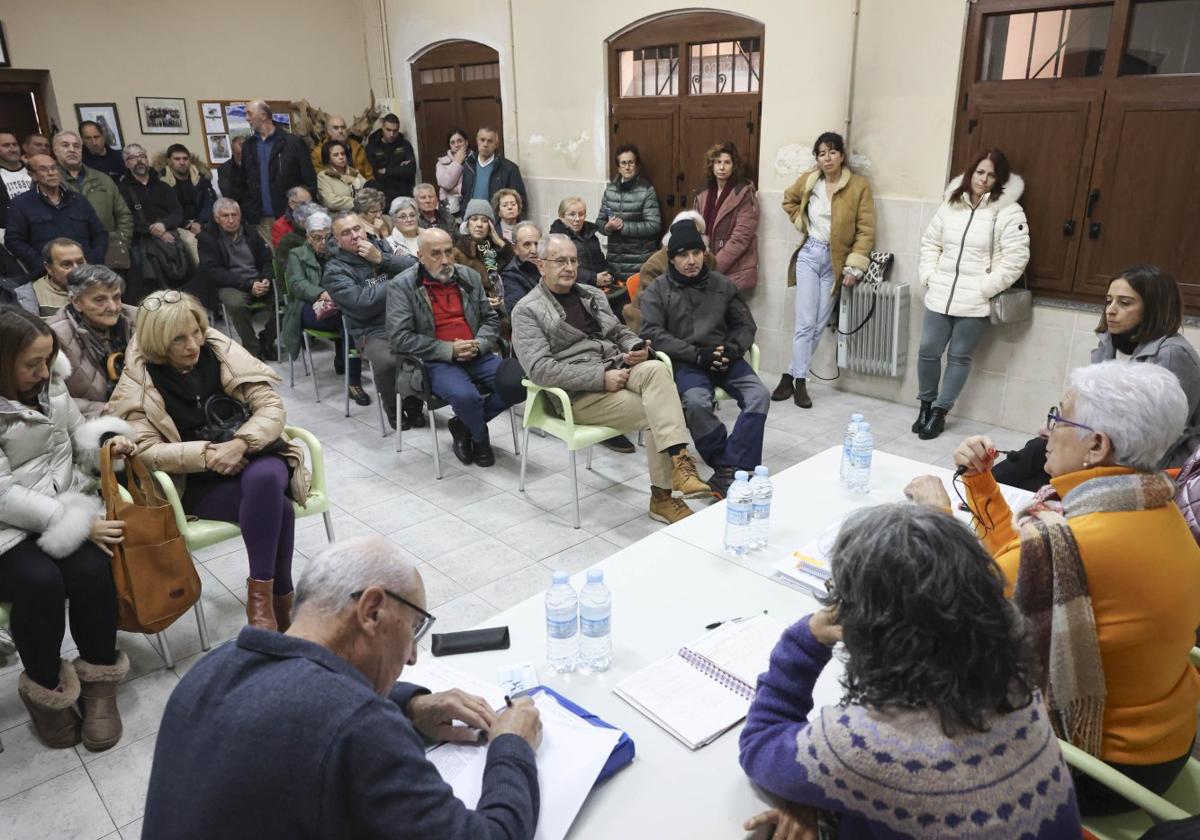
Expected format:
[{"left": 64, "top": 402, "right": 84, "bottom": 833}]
[
  {"left": 460, "top": 151, "right": 527, "bottom": 212},
  {"left": 0, "top": 353, "right": 133, "bottom": 557},
  {"left": 693, "top": 182, "right": 760, "bottom": 291},
  {"left": 364, "top": 128, "right": 417, "bottom": 203},
  {"left": 596, "top": 176, "right": 661, "bottom": 280},
  {"left": 918, "top": 174, "right": 1030, "bottom": 318},
  {"left": 782, "top": 167, "right": 874, "bottom": 293},
  {"left": 638, "top": 265, "right": 757, "bottom": 367},
  {"left": 107, "top": 329, "right": 311, "bottom": 502},
  {"left": 161, "top": 164, "right": 216, "bottom": 227},
  {"left": 48, "top": 304, "right": 138, "bottom": 418},
  {"left": 320, "top": 235, "right": 416, "bottom": 342}
]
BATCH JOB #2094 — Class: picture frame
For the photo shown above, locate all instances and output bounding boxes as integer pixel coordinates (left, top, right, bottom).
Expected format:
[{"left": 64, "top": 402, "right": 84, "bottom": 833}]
[
  {"left": 0, "top": 22, "right": 10, "bottom": 68},
  {"left": 74, "top": 103, "right": 124, "bottom": 150},
  {"left": 136, "top": 96, "right": 189, "bottom": 134}
]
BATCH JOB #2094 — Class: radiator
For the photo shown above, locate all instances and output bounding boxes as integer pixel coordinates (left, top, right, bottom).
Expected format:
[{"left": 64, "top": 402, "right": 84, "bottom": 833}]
[{"left": 835, "top": 282, "right": 910, "bottom": 377}]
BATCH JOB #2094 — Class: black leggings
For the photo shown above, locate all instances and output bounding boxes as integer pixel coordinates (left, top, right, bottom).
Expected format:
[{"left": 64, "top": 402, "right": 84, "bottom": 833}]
[
  {"left": 0, "top": 537, "right": 118, "bottom": 689},
  {"left": 1072, "top": 743, "right": 1195, "bottom": 817}
]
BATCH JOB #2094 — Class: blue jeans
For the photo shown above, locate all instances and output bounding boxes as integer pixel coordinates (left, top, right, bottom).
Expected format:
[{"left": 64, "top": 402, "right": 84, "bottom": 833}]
[
  {"left": 789, "top": 239, "right": 835, "bottom": 379},
  {"left": 917, "top": 308, "right": 991, "bottom": 411},
  {"left": 674, "top": 358, "right": 769, "bottom": 471},
  {"left": 425, "top": 353, "right": 512, "bottom": 442}
]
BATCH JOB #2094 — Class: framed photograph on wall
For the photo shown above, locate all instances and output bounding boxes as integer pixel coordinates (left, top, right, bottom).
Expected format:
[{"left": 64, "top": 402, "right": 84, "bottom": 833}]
[
  {"left": 207, "top": 133, "right": 231, "bottom": 164},
  {"left": 0, "top": 22, "right": 10, "bottom": 68},
  {"left": 136, "top": 96, "right": 189, "bottom": 134},
  {"left": 74, "top": 103, "right": 124, "bottom": 149}
]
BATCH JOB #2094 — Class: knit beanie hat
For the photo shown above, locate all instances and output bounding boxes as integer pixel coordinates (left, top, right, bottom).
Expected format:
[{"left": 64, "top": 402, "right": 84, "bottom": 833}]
[
  {"left": 667, "top": 219, "right": 705, "bottom": 258},
  {"left": 463, "top": 198, "right": 495, "bottom": 223}
]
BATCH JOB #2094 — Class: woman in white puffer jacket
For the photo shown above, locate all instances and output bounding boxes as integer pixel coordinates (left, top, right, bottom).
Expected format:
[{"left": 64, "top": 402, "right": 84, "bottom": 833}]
[
  {"left": 914, "top": 149, "right": 1030, "bottom": 440},
  {"left": 0, "top": 306, "right": 137, "bottom": 752}
]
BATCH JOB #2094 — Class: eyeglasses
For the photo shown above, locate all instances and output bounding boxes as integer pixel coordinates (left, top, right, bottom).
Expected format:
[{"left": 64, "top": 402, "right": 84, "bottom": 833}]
[
  {"left": 140, "top": 289, "right": 182, "bottom": 311},
  {"left": 352, "top": 588, "right": 436, "bottom": 642},
  {"left": 544, "top": 257, "right": 579, "bottom": 267},
  {"left": 1046, "top": 404, "right": 1095, "bottom": 434}
]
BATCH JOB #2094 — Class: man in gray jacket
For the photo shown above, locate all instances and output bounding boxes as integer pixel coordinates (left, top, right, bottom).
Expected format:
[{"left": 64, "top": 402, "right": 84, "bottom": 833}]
[
  {"left": 511, "top": 233, "right": 712, "bottom": 524},
  {"left": 386, "top": 228, "right": 516, "bottom": 467},
  {"left": 322, "top": 211, "right": 419, "bottom": 429}
]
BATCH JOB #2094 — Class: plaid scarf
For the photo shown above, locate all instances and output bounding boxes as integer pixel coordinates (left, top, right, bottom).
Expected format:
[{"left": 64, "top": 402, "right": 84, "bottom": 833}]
[{"left": 1014, "top": 471, "right": 1176, "bottom": 755}]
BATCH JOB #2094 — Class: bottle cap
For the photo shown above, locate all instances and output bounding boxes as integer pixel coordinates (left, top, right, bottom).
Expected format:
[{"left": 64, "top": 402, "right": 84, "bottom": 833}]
[
  {"left": 754, "top": 465, "right": 769, "bottom": 477},
  {"left": 851, "top": 413, "right": 864, "bottom": 421},
  {"left": 734, "top": 470, "right": 750, "bottom": 482},
  {"left": 587, "top": 569, "right": 603, "bottom": 583},
  {"left": 552, "top": 571, "right": 569, "bottom": 584}
]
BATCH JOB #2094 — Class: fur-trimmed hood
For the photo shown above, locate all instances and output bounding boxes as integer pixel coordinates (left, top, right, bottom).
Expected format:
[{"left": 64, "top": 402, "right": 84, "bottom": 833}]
[{"left": 942, "top": 172, "right": 1025, "bottom": 209}]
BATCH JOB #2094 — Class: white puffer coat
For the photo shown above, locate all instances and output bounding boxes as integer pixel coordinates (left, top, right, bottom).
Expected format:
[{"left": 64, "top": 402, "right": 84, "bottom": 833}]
[
  {"left": 918, "top": 173, "right": 1030, "bottom": 318},
  {"left": 0, "top": 354, "right": 133, "bottom": 557}
]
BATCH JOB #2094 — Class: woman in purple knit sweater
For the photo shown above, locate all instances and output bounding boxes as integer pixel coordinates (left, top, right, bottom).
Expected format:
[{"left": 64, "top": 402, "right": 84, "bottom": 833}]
[{"left": 739, "top": 503, "right": 1082, "bottom": 839}]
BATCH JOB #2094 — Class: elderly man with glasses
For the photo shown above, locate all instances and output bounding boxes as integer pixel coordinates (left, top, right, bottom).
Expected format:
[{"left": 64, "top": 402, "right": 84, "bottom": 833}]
[
  {"left": 141, "top": 536, "right": 544, "bottom": 840},
  {"left": 4, "top": 152, "right": 108, "bottom": 271}
]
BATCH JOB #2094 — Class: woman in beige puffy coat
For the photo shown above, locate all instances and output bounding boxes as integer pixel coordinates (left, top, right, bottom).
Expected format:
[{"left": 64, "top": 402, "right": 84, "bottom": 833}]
[
  {"left": 316, "top": 140, "right": 367, "bottom": 211},
  {"left": 108, "top": 291, "right": 310, "bottom": 632},
  {"left": 0, "top": 306, "right": 136, "bottom": 752},
  {"left": 913, "top": 148, "right": 1029, "bottom": 439}
]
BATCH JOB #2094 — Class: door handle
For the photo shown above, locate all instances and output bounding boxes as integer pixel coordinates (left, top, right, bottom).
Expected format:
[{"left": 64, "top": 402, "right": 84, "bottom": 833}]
[
  {"left": 666, "top": 193, "right": 676, "bottom": 208},
  {"left": 1089, "top": 221, "right": 1102, "bottom": 239},
  {"left": 1085, "top": 189, "right": 1101, "bottom": 218},
  {"left": 1062, "top": 219, "right": 1075, "bottom": 236}
]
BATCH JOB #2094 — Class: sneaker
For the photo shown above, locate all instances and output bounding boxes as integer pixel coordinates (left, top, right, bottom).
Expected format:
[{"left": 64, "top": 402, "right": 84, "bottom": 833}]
[
  {"left": 600, "top": 434, "right": 636, "bottom": 454},
  {"left": 707, "top": 467, "right": 737, "bottom": 500},
  {"left": 670, "top": 451, "right": 712, "bottom": 499},
  {"left": 649, "top": 487, "right": 693, "bottom": 524}
]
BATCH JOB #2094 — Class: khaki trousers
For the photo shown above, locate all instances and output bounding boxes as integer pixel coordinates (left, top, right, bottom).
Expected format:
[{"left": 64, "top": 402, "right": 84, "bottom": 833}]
[
  {"left": 256, "top": 218, "right": 276, "bottom": 252},
  {"left": 176, "top": 228, "right": 199, "bottom": 267},
  {"left": 569, "top": 360, "right": 688, "bottom": 489}
]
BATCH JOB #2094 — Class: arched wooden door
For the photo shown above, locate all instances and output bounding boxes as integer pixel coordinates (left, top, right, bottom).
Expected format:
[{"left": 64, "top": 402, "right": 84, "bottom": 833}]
[
  {"left": 411, "top": 41, "right": 503, "bottom": 166},
  {"left": 607, "top": 12, "right": 764, "bottom": 219}
]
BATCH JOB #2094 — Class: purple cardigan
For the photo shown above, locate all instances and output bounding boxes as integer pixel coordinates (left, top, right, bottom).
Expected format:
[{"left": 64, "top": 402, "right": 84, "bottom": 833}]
[{"left": 739, "top": 616, "right": 1082, "bottom": 839}]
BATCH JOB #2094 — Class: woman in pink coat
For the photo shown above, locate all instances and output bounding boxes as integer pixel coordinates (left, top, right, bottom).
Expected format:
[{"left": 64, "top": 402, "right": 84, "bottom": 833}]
[
  {"left": 434, "top": 127, "right": 469, "bottom": 216},
  {"left": 692, "top": 141, "right": 760, "bottom": 291}
]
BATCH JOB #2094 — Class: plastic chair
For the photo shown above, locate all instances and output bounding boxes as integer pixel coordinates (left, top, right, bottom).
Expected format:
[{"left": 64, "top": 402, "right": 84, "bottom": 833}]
[
  {"left": 147, "top": 425, "right": 336, "bottom": 668},
  {"left": 625, "top": 272, "right": 641, "bottom": 302},
  {"left": 654, "top": 343, "right": 761, "bottom": 403},
  {"left": 393, "top": 354, "right": 521, "bottom": 480},
  {"left": 518, "top": 380, "right": 626, "bottom": 528},
  {"left": 278, "top": 258, "right": 353, "bottom": 409},
  {"left": 221, "top": 261, "right": 282, "bottom": 362}
]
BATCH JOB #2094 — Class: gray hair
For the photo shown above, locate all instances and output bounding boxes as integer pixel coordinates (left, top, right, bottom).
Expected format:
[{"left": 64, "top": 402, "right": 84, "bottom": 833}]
[
  {"left": 213, "top": 197, "right": 240, "bottom": 215},
  {"left": 292, "top": 202, "right": 323, "bottom": 229},
  {"left": 389, "top": 196, "right": 418, "bottom": 216},
  {"left": 1067, "top": 360, "right": 1189, "bottom": 471},
  {"left": 294, "top": 536, "right": 419, "bottom": 617},
  {"left": 286, "top": 185, "right": 312, "bottom": 203},
  {"left": 52, "top": 130, "right": 80, "bottom": 145},
  {"left": 305, "top": 209, "right": 332, "bottom": 233},
  {"left": 661, "top": 209, "right": 706, "bottom": 246},
  {"left": 122, "top": 143, "right": 147, "bottom": 160},
  {"left": 412, "top": 182, "right": 437, "bottom": 197},
  {"left": 537, "top": 232, "right": 574, "bottom": 259},
  {"left": 513, "top": 221, "right": 541, "bottom": 241},
  {"left": 66, "top": 264, "right": 124, "bottom": 299},
  {"left": 354, "top": 187, "right": 386, "bottom": 213}
]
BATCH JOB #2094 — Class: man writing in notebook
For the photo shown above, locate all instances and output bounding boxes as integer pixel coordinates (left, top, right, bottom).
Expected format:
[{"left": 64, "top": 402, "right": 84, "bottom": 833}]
[{"left": 141, "top": 536, "right": 543, "bottom": 840}]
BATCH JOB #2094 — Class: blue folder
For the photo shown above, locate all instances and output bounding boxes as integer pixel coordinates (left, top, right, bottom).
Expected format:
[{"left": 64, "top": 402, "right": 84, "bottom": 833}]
[{"left": 525, "top": 684, "right": 635, "bottom": 784}]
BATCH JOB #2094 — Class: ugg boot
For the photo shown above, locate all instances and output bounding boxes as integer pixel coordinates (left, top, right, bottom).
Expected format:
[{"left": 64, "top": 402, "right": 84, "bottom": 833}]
[
  {"left": 18, "top": 660, "right": 82, "bottom": 749},
  {"left": 273, "top": 592, "right": 295, "bottom": 633},
  {"left": 771, "top": 373, "right": 794, "bottom": 402},
  {"left": 73, "top": 651, "right": 130, "bottom": 752},
  {"left": 246, "top": 577, "right": 278, "bottom": 631},
  {"left": 793, "top": 378, "right": 812, "bottom": 409},
  {"left": 918, "top": 407, "right": 948, "bottom": 440},
  {"left": 912, "top": 400, "right": 933, "bottom": 434}
]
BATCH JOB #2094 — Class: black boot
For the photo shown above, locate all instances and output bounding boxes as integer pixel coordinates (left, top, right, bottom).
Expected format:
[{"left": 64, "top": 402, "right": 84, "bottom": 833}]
[
  {"left": 918, "top": 407, "right": 947, "bottom": 440},
  {"left": 771, "top": 373, "right": 794, "bottom": 402},
  {"left": 793, "top": 378, "right": 812, "bottom": 409},
  {"left": 447, "top": 417, "right": 474, "bottom": 464},
  {"left": 472, "top": 428, "right": 496, "bottom": 467},
  {"left": 912, "top": 401, "right": 933, "bottom": 434}
]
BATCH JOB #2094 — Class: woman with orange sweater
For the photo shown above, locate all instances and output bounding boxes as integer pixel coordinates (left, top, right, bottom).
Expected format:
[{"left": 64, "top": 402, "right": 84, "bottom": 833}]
[{"left": 904, "top": 359, "right": 1200, "bottom": 817}]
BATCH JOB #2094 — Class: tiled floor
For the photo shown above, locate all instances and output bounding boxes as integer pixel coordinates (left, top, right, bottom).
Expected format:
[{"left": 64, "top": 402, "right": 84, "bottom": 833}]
[{"left": 0, "top": 345, "right": 1034, "bottom": 840}]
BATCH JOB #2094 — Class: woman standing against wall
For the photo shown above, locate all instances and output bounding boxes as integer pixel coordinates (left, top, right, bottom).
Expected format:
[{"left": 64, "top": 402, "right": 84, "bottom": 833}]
[
  {"left": 914, "top": 149, "right": 1029, "bottom": 440},
  {"left": 776, "top": 132, "right": 874, "bottom": 409},
  {"left": 597, "top": 143, "right": 662, "bottom": 281},
  {"left": 435, "top": 127, "right": 469, "bottom": 217},
  {"left": 692, "top": 141, "right": 759, "bottom": 292}
]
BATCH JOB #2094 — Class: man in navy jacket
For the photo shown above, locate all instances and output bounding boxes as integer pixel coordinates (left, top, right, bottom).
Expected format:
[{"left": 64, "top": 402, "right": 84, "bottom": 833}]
[
  {"left": 142, "top": 536, "right": 542, "bottom": 840},
  {"left": 5, "top": 153, "right": 107, "bottom": 271}
]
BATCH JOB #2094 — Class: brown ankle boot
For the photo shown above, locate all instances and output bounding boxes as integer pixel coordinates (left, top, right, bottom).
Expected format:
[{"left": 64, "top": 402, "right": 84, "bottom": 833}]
[
  {"left": 246, "top": 577, "right": 278, "bottom": 630},
  {"left": 18, "top": 660, "right": 81, "bottom": 749},
  {"left": 73, "top": 651, "right": 130, "bottom": 752},
  {"left": 273, "top": 591, "right": 295, "bottom": 633}
]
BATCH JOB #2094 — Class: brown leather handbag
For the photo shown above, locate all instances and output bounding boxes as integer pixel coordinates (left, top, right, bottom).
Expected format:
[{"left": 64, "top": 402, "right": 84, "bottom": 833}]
[{"left": 100, "top": 444, "right": 201, "bottom": 633}]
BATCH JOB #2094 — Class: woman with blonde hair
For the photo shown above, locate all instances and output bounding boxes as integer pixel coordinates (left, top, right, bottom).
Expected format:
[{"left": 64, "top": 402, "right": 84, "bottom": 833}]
[
  {"left": 108, "top": 291, "right": 310, "bottom": 631},
  {"left": 491, "top": 187, "right": 523, "bottom": 243}
]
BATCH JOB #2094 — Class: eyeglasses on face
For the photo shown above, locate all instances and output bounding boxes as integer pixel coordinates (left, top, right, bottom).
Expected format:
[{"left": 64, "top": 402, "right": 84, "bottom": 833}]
[
  {"left": 544, "top": 257, "right": 579, "bottom": 267},
  {"left": 1046, "top": 404, "right": 1095, "bottom": 434},
  {"left": 351, "top": 588, "right": 436, "bottom": 642},
  {"left": 140, "top": 289, "right": 183, "bottom": 311}
]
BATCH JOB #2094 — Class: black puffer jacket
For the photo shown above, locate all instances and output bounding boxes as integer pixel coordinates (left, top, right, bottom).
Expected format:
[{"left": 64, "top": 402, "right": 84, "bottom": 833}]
[
  {"left": 549, "top": 219, "right": 610, "bottom": 287},
  {"left": 595, "top": 176, "right": 660, "bottom": 280},
  {"left": 364, "top": 129, "right": 417, "bottom": 204},
  {"left": 637, "top": 265, "right": 756, "bottom": 368}
]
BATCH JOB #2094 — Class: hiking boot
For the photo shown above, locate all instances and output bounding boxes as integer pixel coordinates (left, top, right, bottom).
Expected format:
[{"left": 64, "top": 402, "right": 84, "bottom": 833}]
[
  {"left": 771, "top": 373, "right": 794, "bottom": 401},
  {"left": 74, "top": 651, "right": 130, "bottom": 752},
  {"left": 670, "top": 451, "right": 712, "bottom": 499},
  {"left": 649, "top": 487, "right": 694, "bottom": 524},
  {"left": 912, "top": 400, "right": 933, "bottom": 434},
  {"left": 18, "top": 661, "right": 81, "bottom": 749},
  {"left": 793, "top": 378, "right": 812, "bottom": 409}
]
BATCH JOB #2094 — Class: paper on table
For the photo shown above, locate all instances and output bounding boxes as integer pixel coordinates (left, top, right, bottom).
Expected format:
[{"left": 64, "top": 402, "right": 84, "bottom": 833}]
[
  {"left": 402, "top": 659, "right": 508, "bottom": 711},
  {"left": 685, "top": 614, "right": 788, "bottom": 690},
  {"left": 614, "top": 653, "right": 750, "bottom": 749},
  {"left": 427, "top": 692, "right": 622, "bottom": 840}
]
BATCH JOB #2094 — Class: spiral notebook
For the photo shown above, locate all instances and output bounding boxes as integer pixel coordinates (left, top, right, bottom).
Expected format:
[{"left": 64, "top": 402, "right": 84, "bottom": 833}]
[{"left": 613, "top": 613, "right": 788, "bottom": 750}]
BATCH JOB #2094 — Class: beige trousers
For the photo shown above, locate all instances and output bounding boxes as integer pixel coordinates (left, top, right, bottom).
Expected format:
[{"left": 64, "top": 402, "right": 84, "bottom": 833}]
[
  {"left": 569, "top": 360, "right": 689, "bottom": 488},
  {"left": 256, "top": 218, "right": 276, "bottom": 252},
  {"left": 176, "top": 228, "right": 199, "bottom": 267}
]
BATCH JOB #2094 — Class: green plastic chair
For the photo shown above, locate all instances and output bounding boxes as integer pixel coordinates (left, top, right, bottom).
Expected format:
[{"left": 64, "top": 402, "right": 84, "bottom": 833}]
[
  {"left": 654, "top": 343, "right": 762, "bottom": 403},
  {"left": 146, "top": 425, "right": 335, "bottom": 668},
  {"left": 221, "top": 259, "right": 282, "bottom": 363},
  {"left": 517, "top": 380, "right": 626, "bottom": 529},
  {"left": 278, "top": 257, "right": 358, "bottom": 414}
]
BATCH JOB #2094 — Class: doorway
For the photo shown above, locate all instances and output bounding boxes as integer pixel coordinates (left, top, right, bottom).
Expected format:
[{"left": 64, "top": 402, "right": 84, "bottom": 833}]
[
  {"left": 411, "top": 41, "right": 504, "bottom": 171},
  {"left": 0, "top": 70, "right": 53, "bottom": 142}
]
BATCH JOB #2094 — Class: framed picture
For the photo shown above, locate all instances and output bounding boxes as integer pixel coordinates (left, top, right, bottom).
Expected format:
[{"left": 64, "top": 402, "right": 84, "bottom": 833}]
[
  {"left": 136, "top": 96, "right": 189, "bottom": 134},
  {"left": 0, "top": 22, "right": 10, "bottom": 68},
  {"left": 207, "top": 133, "right": 231, "bottom": 165},
  {"left": 74, "top": 103, "right": 124, "bottom": 150}
]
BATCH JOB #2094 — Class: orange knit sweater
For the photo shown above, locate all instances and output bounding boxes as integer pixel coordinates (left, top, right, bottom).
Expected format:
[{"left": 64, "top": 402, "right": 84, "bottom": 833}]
[{"left": 964, "top": 466, "right": 1200, "bottom": 764}]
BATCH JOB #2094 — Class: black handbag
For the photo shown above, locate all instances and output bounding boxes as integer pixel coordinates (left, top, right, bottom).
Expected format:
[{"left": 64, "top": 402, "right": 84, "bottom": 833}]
[{"left": 197, "top": 395, "right": 286, "bottom": 455}]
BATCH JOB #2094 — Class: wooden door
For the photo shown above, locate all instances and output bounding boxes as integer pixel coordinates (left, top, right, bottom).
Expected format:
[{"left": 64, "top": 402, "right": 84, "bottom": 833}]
[
  {"left": 611, "top": 104, "right": 677, "bottom": 217},
  {"left": 1073, "top": 83, "right": 1200, "bottom": 306},
  {"left": 961, "top": 90, "right": 1102, "bottom": 292},
  {"left": 680, "top": 99, "right": 758, "bottom": 206},
  {"left": 411, "top": 42, "right": 503, "bottom": 169}
]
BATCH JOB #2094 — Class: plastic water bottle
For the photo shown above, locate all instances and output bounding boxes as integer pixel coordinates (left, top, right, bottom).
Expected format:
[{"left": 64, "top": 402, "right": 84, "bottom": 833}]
[
  {"left": 841, "top": 413, "right": 865, "bottom": 484},
  {"left": 545, "top": 571, "right": 579, "bottom": 672},
  {"left": 749, "top": 466, "right": 773, "bottom": 549},
  {"left": 847, "top": 422, "right": 874, "bottom": 494},
  {"left": 578, "top": 569, "right": 612, "bottom": 671},
  {"left": 723, "top": 470, "right": 753, "bottom": 555}
]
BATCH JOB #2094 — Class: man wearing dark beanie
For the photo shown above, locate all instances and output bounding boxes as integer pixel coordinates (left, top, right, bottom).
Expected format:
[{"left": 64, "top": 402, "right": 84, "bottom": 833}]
[{"left": 638, "top": 219, "right": 769, "bottom": 498}]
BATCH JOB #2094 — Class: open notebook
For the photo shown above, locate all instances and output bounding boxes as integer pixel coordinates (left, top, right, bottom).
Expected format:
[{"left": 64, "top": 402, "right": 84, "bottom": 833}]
[{"left": 613, "top": 613, "right": 788, "bottom": 750}]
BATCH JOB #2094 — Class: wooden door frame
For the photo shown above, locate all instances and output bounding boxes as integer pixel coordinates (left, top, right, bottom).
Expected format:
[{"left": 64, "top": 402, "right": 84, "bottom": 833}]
[
  {"left": 0, "top": 69, "right": 52, "bottom": 136},
  {"left": 409, "top": 40, "right": 503, "bottom": 163}
]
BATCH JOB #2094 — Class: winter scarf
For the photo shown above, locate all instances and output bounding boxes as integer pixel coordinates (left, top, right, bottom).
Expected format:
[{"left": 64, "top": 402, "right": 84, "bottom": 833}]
[{"left": 1014, "top": 471, "right": 1176, "bottom": 755}]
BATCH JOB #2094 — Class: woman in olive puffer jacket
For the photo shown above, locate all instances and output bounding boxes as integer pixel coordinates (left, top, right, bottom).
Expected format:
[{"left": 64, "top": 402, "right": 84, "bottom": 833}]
[{"left": 596, "top": 143, "right": 662, "bottom": 281}]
